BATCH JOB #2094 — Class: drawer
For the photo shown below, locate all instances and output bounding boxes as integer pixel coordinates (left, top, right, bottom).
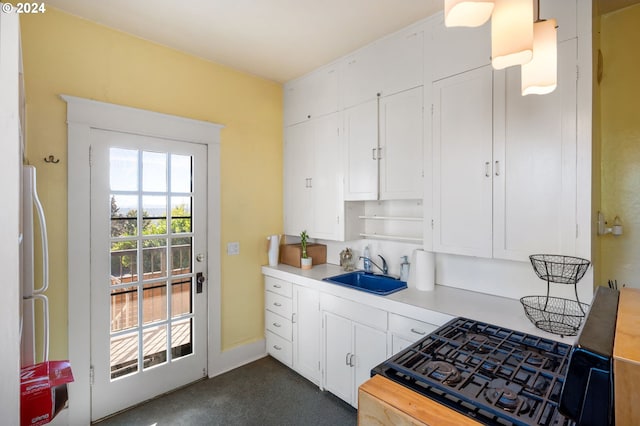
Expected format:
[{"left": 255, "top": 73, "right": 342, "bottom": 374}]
[
  {"left": 265, "top": 291, "right": 293, "bottom": 318},
  {"left": 388, "top": 313, "right": 438, "bottom": 341},
  {"left": 266, "top": 310, "right": 292, "bottom": 341},
  {"left": 265, "top": 276, "right": 293, "bottom": 298},
  {"left": 266, "top": 330, "right": 292, "bottom": 366}
]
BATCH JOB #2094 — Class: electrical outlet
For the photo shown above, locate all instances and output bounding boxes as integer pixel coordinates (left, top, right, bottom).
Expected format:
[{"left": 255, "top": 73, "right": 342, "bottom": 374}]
[{"left": 227, "top": 241, "right": 240, "bottom": 255}]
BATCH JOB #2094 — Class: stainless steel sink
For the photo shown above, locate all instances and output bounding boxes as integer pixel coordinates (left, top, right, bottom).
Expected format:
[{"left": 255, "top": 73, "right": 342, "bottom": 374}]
[{"left": 322, "top": 271, "right": 407, "bottom": 295}]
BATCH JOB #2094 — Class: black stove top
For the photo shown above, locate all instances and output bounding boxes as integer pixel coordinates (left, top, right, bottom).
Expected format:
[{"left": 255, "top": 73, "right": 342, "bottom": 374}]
[{"left": 372, "top": 317, "right": 574, "bottom": 426}]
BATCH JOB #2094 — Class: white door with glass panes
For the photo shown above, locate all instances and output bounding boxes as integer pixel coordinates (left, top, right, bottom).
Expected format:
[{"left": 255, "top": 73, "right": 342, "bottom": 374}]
[{"left": 89, "top": 129, "right": 208, "bottom": 421}]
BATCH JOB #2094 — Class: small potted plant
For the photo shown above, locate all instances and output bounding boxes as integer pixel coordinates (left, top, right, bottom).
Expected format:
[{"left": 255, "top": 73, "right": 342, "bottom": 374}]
[{"left": 300, "top": 230, "right": 312, "bottom": 270}]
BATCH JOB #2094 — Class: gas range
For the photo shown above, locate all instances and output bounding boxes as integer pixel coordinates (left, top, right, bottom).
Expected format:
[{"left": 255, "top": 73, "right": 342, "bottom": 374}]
[{"left": 372, "top": 317, "right": 574, "bottom": 426}]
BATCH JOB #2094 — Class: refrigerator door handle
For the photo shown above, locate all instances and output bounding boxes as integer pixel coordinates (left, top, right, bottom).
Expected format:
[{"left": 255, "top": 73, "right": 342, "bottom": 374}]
[
  {"left": 29, "top": 294, "right": 49, "bottom": 362},
  {"left": 31, "top": 170, "right": 49, "bottom": 295}
]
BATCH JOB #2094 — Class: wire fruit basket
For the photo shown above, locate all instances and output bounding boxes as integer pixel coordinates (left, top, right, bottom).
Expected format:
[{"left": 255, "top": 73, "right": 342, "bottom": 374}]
[{"left": 520, "top": 254, "right": 591, "bottom": 336}]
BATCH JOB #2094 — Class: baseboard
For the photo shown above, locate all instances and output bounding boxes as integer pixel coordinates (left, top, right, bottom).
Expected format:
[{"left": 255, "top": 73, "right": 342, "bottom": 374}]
[{"left": 209, "top": 338, "right": 266, "bottom": 377}]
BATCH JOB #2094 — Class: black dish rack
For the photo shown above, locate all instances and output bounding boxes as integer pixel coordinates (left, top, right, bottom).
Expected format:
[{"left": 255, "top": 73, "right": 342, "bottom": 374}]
[{"left": 520, "top": 254, "right": 591, "bottom": 336}]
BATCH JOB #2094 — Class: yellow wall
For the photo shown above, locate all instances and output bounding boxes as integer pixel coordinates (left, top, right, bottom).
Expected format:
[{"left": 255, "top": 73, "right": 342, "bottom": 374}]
[
  {"left": 19, "top": 8, "right": 282, "bottom": 359},
  {"left": 599, "top": 4, "right": 640, "bottom": 288}
]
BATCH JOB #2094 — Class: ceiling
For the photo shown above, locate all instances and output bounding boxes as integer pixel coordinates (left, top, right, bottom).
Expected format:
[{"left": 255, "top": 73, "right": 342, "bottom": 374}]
[
  {"left": 45, "top": 0, "right": 442, "bottom": 83},
  {"left": 43, "top": 1, "right": 640, "bottom": 83}
]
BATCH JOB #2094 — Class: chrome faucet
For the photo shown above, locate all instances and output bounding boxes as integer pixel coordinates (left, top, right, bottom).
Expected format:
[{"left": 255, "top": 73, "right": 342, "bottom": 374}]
[{"left": 358, "top": 254, "right": 389, "bottom": 275}]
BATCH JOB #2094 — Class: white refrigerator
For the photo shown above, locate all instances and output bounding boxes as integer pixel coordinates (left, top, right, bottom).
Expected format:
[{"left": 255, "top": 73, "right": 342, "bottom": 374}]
[{"left": 21, "top": 164, "right": 49, "bottom": 366}]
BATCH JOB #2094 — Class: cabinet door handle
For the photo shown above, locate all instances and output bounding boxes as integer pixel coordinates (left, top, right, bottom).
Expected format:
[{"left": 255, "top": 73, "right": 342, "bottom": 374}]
[
  {"left": 273, "top": 345, "right": 282, "bottom": 351},
  {"left": 273, "top": 284, "right": 281, "bottom": 288},
  {"left": 410, "top": 328, "right": 426, "bottom": 335},
  {"left": 349, "top": 354, "right": 355, "bottom": 367},
  {"left": 372, "top": 148, "right": 377, "bottom": 160},
  {"left": 273, "top": 302, "right": 282, "bottom": 307},
  {"left": 495, "top": 160, "right": 500, "bottom": 176},
  {"left": 377, "top": 147, "right": 382, "bottom": 159},
  {"left": 345, "top": 353, "right": 351, "bottom": 366},
  {"left": 485, "top": 161, "right": 490, "bottom": 177},
  {"left": 292, "top": 313, "right": 297, "bottom": 323},
  {"left": 272, "top": 322, "right": 281, "bottom": 328},
  {"left": 308, "top": 177, "right": 312, "bottom": 188}
]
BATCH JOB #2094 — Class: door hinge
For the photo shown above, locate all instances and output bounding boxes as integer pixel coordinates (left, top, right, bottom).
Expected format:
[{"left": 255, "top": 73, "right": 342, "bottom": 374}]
[
  {"left": 576, "top": 224, "right": 579, "bottom": 238},
  {"left": 89, "top": 366, "right": 95, "bottom": 386},
  {"left": 337, "top": 215, "right": 340, "bottom": 224},
  {"left": 203, "top": 368, "right": 207, "bottom": 378},
  {"left": 431, "top": 104, "right": 435, "bottom": 115},
  {"left": 431, "top": 219, "right": 434, "bottom": 229},
  {"left": 89, "top": 145, "right": 93, "bottom": 167}
]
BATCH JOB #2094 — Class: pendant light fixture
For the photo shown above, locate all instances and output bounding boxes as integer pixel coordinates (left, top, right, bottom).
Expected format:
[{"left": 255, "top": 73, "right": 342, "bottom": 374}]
[
  {"left": 490, "top": 0, "right": 533, "bottom": 70},
  {"left": 444, "top": 0, "right": 495, "bottom": 27},
  {"left": 521, "top": 1, "right": 557, "bottom": 95}
]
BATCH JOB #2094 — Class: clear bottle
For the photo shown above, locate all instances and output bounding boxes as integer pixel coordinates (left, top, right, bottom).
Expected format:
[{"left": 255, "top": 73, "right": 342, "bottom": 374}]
[
  {"left": 363, "top": 246, "right": 372, "bottom": 272},
  {"left": 400, "top": 256, "right": 410, "bottom": 282}
]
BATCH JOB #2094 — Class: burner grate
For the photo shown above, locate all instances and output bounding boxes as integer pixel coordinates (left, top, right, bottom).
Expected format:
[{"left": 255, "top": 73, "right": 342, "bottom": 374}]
[{"left": 373, "top": 317, "right": 574, "bottom": 426}]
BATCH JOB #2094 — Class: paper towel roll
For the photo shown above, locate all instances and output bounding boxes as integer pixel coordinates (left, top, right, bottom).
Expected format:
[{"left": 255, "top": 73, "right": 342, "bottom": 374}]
[{"left": 409, "top": 249, "right": 435, "bottom": 291}]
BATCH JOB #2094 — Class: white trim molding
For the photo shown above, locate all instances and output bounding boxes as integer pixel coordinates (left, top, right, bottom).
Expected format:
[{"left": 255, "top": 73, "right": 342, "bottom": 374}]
[{"left": 64, "top": 95, "right": 223, "bottom": 424}]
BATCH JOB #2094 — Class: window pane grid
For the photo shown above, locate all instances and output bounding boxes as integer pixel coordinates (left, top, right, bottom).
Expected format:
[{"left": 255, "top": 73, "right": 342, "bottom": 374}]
[{"left": 109, "top": 147, "right": 195, "bottom": 379}]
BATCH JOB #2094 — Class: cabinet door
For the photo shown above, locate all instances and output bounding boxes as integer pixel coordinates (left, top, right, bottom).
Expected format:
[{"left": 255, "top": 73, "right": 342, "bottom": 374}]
[
  {"left": 431, "top": 14, "right": 491, "bottom": 82},
  {"left": 293, "top": 285, "right": 321, "bottom": 385},
  {"left": 379, "top": 28, "right": 424, "bottom": 96},
  {"left": 283, "top": 78, "right": 312, "bottom": 127},
  {"left": 283, "top": 122, "right": 313, "bottom": 235},
  {"left": 353, "top": 322, "right": 387, "bottom": 408},
  {"left": 432, "top": 66, "right": 493, "bottom": 258},
  {"left": 323, "top": 312, "right": 354, "bottom": 404},
  {"left": 492, "top": 39, "right": 577, "bottom": 261},
  {"left": 341, "top": 46, "right": 381, "bottom": 109},
  {"left": 309, "top": 64, "right": 339, "bottom": 118},
  {"left": 379, "top": 87, "right": 424, "bottom": 200},
  {"left": 311, "top": 113, "right": 343, "bottom": 240},
  {"left": 344, "top": 100, "right": 378, "bottom": 201}
]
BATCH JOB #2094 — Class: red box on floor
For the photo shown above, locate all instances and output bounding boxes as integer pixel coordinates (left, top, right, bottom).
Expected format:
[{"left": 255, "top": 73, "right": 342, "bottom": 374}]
[{"left": 20, "top": 361, "right": 74, "bottom": 426}]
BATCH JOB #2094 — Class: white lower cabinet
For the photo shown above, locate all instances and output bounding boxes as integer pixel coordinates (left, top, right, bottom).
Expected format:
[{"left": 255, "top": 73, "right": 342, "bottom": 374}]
[
  {"left": 323, "top": 312, "right": 387, "bottom": 408},
  {"left": 265, "top": 277, "right": 294, "bottom": 367},
  {"left": 292, "top": 285, "right": 321, "bottom": 385},
  {"left": 321, "top": 294, "right": 388, "bottom": 408},
  {"left": 388, "top": 313, "right": 439, "bottom": 355}
]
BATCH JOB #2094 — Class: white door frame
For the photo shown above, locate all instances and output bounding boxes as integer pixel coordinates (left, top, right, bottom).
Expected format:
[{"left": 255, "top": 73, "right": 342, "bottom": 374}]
[{"left": 65, "top": 95, "right": 223, "bottom": 425}]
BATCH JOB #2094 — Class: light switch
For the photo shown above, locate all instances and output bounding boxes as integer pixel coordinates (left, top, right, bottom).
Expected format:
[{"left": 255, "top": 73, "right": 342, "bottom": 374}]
[{"left": 227, "top": 242, "right": 240, "bottom": 255}]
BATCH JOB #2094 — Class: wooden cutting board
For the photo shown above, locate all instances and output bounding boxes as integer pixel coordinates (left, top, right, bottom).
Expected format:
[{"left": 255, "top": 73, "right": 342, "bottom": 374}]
[{"left": 614, "top": 287, "right": 640, "bottom": 425}]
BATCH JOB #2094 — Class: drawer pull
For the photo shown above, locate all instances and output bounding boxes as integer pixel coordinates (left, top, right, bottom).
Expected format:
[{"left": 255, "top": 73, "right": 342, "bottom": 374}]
[
  {"left": 272, "top": 322, "right": 281, "bottom": 328},
  {"left": 411, "top": 328, "right": 426, "bottom": 335},
  {"left": 273, "top": 302, "right": 282, "bottom": 307},
  {"left": 273, "top": 284, "right": 282, "bottom": 288},
  {"left": 345, "top": 353, "right": 351, "bottom": 366},
  {"left": 273, "top": 345, "right": 282, "bottom": 351}
]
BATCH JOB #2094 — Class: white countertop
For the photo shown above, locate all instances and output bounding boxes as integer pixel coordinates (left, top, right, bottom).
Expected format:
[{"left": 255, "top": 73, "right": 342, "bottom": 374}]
[{"left": 262, "top": 263, "right": 576, "bottom": 345}]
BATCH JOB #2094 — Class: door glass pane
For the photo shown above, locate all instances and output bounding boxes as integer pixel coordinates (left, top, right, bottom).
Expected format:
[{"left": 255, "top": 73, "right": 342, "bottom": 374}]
[
  {"left": 142, "top": 282, "right": 167, "bottom": 325},
  {"left": 143, "top": 325, "right": 167, "bottom": 369},
  {"left": 171, "top": 154, "right": 192, "bottom": 193},
  {"left": 111, "top": 241, "right": 137, "bottom": 284},
  {"left": 143, "top": 238, "right": 167, "bottom": 280},
  {"left": 111, "top": 286, "right": 138, "bottom": 332},
  {"left": 111, "top": 330, "right": 138, "bottom": 379},
  {"left": 171, "top": 318, "right": 193, "bottom": 360},
  {"left": 110, "top": 148, "right": 138, "bottom": 191},
  {"left": 171, "top": 237, "right": 191, "bottom": 276},
  {"left": 142, "top": 195, "right": 167, "bottom": 234},
  {"left": 171, "top": 278, "right": 192, "bottom": 318},
  {"left": 142, "top": 151, "right": 167, "bottom": 192},
  {"left": 170, "top": 196, "right": 192, "bottom": 233},
  {"left": 111, "top": 194, "right": 139, "bottom": 237}
]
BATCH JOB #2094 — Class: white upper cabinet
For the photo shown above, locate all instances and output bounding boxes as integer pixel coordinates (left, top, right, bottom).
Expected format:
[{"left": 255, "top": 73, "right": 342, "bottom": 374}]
[
  {"left": 343, "top": 99, "right": 378, "bottom": 200},
  {"left": 283, "top": 113, "right": 344, "bottom": 240},
  {"left": 541, "top": 0, "right": 577, "bottom": 43},
  {"left": 492, "top": 39, "right": 578, "bottom": 261},
  {"left": 379, "top": 87, "right": 424, "bottom": 200},
  {"left": 430, "top": 14, "right": 491, "bottom": 82},
  {"left": 341, "top": 26, "right": 424, "bottom": 110},
  {"left": 340, "top": 45, "right": 381, "bottom": 110},
  {"left": 283, "top": 63, "right": 339, "bottom": 127},
  {"left": 378, "top": 27, "right": 424, "bottom": 97},
  {"left": 432, "top": 66, "right": 494, "bottom": 258}
]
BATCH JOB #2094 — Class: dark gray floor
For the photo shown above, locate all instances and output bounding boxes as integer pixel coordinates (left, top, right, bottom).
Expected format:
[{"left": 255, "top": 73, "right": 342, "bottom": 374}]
[{"left": 95, "top": 356, "right": 357, "bottom": 426}]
